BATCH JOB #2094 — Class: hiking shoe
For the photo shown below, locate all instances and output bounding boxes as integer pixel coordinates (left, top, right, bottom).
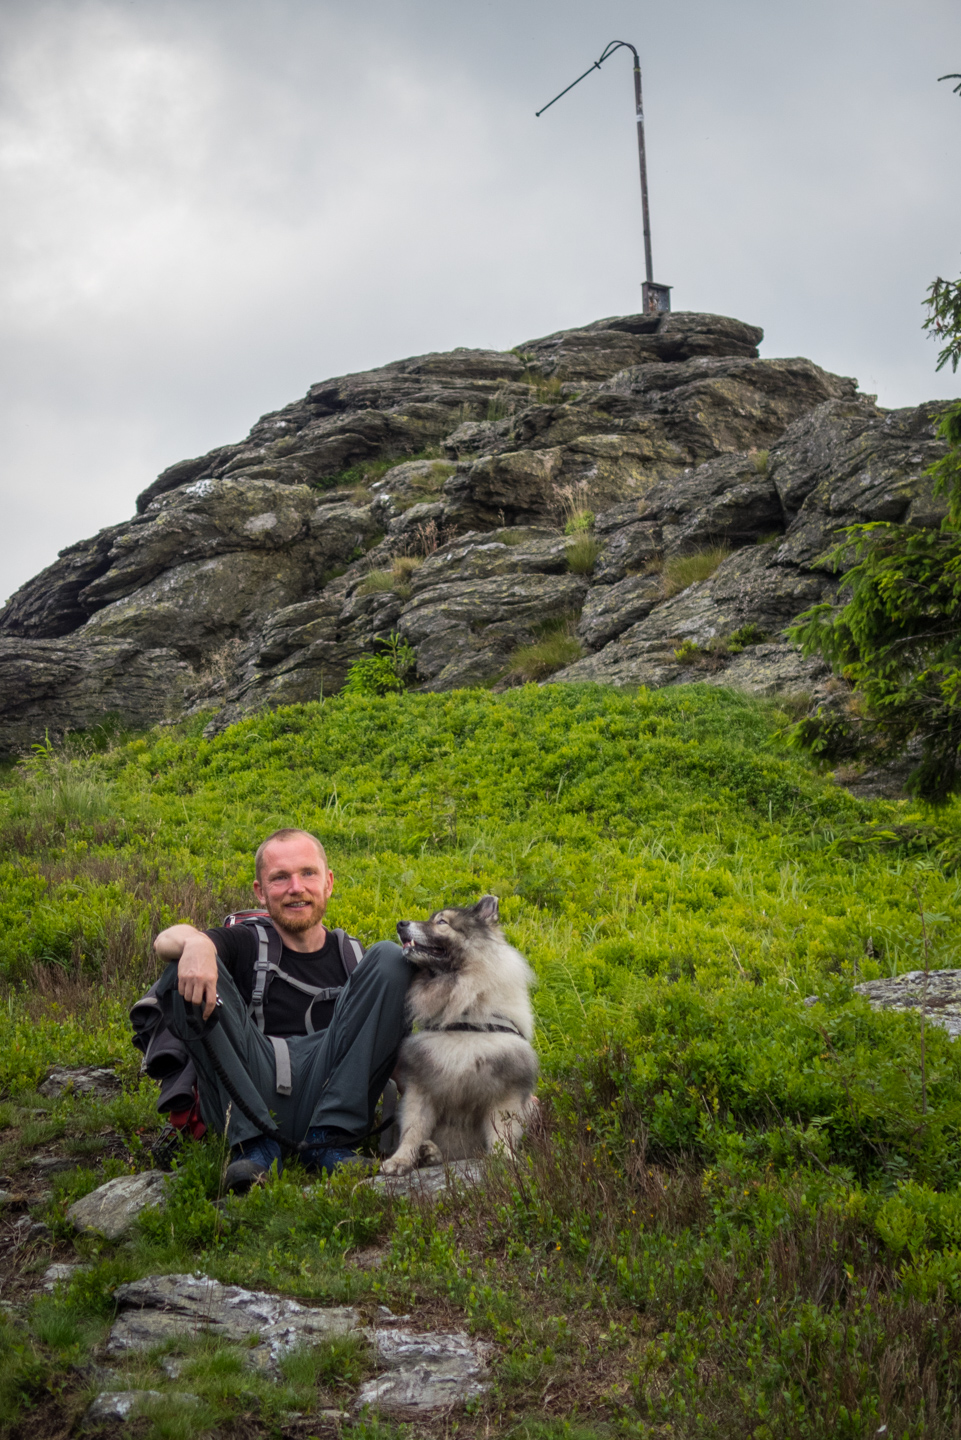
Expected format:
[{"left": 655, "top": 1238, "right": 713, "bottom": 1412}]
[
  {"left": 300, "top": 1126, "right": 363, "bottom": 1177},
  {"left": 224, "top": 1136, "right": 283, "bottom": 1194}
]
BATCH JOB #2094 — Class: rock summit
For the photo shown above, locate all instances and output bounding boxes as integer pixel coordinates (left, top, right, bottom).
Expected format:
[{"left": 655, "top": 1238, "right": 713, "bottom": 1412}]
[{"left": 0, "top": 310, "right": 951, "bottom": 751}]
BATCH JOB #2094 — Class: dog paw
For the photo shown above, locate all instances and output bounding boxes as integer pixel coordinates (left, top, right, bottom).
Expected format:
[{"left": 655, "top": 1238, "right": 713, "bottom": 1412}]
[
  {"left": 417, "top": 1141, "right": 443, "bottom": 1167},
  {"left": 380, "top": 1155, "right": 414, "bottom": 1177}
]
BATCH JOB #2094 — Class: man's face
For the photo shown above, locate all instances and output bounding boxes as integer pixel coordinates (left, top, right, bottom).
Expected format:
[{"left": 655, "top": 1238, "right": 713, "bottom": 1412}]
[{"left": 252, "top": 836, "right": 334, "bottom": 936}]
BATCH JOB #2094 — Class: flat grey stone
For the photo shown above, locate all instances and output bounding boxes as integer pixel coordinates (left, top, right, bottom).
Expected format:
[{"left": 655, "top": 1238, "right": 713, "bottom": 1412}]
[
  {"left": 366, "top": 1158, "right": 486, "bottom": 1199},
  {"left": 84, "top": 1390, "right": 201, "bottom": 1423},
  {"left": 38, "top": 1065, "right": 122, "bottom": 1100},
  {"left": 31, "top": 1156, "right": 77, "bottom": 1175},
  {"left": 74, "top": 1364, "right": 121, "bottom": 1387},
  {"left": 12, "top": 1217, "right": 50, "bottom": 1243},
  {"left": 357, "top": 1328, "right": 491, "bottom": 1416},
  {"left": 42, "top": 1262, "right": 85, "bottom": 1290},
  {"left": 855, "top": 970, "right": 961, "bottom": 1039},
  {"left": 106, "top": 1273, "right": 361, "bottom": 1368},
  {"left": 67, "top": 1170, "right": 167, "bottom": 1240}
]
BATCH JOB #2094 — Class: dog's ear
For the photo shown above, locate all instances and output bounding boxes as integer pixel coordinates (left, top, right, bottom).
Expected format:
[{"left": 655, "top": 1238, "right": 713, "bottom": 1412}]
[{"left": 472, "top": 894, "right": 499, "bottom": 924}]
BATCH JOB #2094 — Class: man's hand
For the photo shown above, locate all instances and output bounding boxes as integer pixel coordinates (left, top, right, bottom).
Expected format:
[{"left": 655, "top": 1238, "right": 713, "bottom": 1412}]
[{"left": 154, "top": 924, "right": 220, "bottom": 1020}]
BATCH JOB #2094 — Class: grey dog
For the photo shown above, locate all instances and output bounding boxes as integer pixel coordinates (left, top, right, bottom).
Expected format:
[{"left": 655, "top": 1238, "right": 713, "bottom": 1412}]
[{"left": 382, "top": 895, "right": 538, "bottom": 1175}]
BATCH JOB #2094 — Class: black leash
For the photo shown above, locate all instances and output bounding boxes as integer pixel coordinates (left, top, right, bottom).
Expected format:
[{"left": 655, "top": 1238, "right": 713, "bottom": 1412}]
[
  {"left": 192, "top": 1007, "right": 394, "bottom": 1154},
  {"left": 198, "top": 1029, "right": 307, "bottom": 1155}
]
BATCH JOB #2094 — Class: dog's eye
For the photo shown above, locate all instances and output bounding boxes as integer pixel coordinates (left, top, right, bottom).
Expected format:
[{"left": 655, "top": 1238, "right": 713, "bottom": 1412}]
[{"left": 434, "top": 917, "right": 448, "bottom": 926}]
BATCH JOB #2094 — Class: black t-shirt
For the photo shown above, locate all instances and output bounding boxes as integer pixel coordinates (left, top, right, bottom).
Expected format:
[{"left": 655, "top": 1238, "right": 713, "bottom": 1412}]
[{"left": 206, "top": 925, "right": 347, "bottom": 1037}]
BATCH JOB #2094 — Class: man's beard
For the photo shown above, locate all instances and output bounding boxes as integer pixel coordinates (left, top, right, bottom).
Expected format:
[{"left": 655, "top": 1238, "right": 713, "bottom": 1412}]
[{"left": 268, "top": 894, "right": 327, "bottom": 935}]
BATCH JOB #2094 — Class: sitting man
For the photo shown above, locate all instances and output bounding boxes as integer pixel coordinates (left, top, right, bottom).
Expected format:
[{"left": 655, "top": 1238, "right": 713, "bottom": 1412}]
[{"left": 152, "top": 827, "right": 409, "bottom": 1194}]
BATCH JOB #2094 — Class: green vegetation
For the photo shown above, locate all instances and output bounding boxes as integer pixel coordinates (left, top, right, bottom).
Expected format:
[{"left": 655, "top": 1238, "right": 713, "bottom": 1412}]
[
  {"left": 5, "top": 684, "right": 961, "bottom": 1435},
  {"left": 402, "top": 459, "right": 456, "bottom": 498},
  {"left": 356, "top": 555, "right": 424, "bottom": 602},
  {"left": 564, "top": 509, "right": 595, "bottom": 537},
  {"left": 315, "top": 447, "right": 444, "bottom": 495},
  {"left": 565, "top": 534, "right": 601, "bottom": 575},
  {"left": 673, "top": 624, "right": 770, "bottom": 667},
  {"left": 519, "top": 373, "right": 567, "bottom": 405},
  {"left": 486, "top": 388, "right": 517, "bottom": 422},
  {"left": 503, "top": 623, "right": 583, "bottom": 682},
  {"left": 751, "top": 447, "right": 770, "bottom": 474},
  {"left": 791, "top": 263, "right": 961, "bottom": 803},
  {"left": 342, "top": 632, "right": 417, "bottom": 696},
  {"left": 924, "top": 268, "right": 961, "bottom": 374},
  {"left": 660, "top": 545, "right": 732, "bottom": 598}
]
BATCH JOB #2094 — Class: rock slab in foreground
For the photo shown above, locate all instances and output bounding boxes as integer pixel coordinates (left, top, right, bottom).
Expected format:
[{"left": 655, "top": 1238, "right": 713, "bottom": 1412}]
[
  {"left": 359, "top": 1328, "right": 492, "bottom": 1416},
  {"left": 38, "top": 1064, "right": 122, "bottom": 1100},
  {"left": 365, "top": 1157, "right": 486, "bottom": 1198},
  {"left": 85, "top": 1390, "right": 201, "bottom": 1423},
  {"left": 106, "top": 1273, "right": 361, "bottom": 1368},
  {"left": 855, "top": 970, "right": 961, "bottom": 1040},
  {"left": 104, "top": 1273, "right": 490, "bottom": 1415},
  {"left": 67, "top": 1170, "right": 168, "bottom": 1240}
]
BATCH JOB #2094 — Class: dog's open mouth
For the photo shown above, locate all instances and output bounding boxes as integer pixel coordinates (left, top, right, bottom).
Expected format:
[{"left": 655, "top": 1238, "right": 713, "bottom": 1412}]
[{"left": 401, "top": 938, "right": 446, "bottom": 960}]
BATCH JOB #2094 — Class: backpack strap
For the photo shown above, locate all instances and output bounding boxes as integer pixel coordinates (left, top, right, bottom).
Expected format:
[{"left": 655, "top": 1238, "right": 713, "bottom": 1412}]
[
  {"left": 248, "top": 923, "right": 275, "bottom": 1034},
  {"left": 235, "top": 917, "right": 365, "bottom": 1037},
  {"left": 333, "top": 929, "right": 365, "bottom": 977},
  {"left": 268, "top": 1036, "right": 293, "bottom": 1096}
]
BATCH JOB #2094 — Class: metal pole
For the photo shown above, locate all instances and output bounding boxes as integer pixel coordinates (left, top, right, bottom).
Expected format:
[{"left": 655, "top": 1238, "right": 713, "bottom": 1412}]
[
  {"left": 632, "top": 50, "right": 654, "bottom": 287},
  {"left": 536, "top": 41, "right": 671, "bottom": 312}
]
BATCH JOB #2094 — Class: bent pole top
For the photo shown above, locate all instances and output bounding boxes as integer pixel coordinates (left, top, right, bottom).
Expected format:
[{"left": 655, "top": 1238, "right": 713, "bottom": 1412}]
[{"left": 536, "top": 40, "right": 655, "bottom": 291}]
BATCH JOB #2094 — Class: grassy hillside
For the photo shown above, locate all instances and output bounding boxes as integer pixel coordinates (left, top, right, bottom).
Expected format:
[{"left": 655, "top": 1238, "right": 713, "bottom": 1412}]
[{"left": 3, "top": 684, "right": 961, "bottom": 1437}]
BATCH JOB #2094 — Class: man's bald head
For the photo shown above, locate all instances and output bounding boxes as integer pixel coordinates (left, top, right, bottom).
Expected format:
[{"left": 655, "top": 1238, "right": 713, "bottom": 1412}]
[{"left": 254, "top": 828, "right": 328, "bottom": 885}]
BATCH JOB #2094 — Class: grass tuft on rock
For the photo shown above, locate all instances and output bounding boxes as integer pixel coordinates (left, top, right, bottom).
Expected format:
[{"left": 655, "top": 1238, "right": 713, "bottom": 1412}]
[
  {"left": 504, "top": 622, "right": 583, "bottom": 682},
  {"left": 565, "top": 534, "right": 601, "bottom": 575},
  {"left": 356, "top": 555, "right": 423, "bottom": 601},
  {"left": 661, "top": 544, "right": 732, "bottom": 597}
]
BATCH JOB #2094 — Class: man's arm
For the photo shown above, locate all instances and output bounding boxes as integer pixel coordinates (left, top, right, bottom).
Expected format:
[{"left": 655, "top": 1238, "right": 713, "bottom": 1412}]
[{"left": 154, "top": 924, "right": 220, "bottom": 1020}]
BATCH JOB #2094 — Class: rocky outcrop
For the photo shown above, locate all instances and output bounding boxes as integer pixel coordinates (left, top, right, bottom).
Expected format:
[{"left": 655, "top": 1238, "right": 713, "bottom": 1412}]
[
  {"left": 855, "top": 970, "right": 961, "bottom": 1040},
  {"left": 0, "top": 636, "right": 188, "bottom": 753},
  {"left": 0, "top": 308, "right": 953, "bottom": 751}
]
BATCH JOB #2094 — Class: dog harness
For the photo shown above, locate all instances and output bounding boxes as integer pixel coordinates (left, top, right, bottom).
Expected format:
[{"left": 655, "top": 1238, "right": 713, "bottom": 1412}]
[{"left": 431, "top": 1019, "right": 524, "bottom": 1038}]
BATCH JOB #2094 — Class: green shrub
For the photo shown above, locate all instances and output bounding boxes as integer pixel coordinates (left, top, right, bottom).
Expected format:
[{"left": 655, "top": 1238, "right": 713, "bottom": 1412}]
[
  {"left": 342, "top": 633, "right": 417, "bottom": 696},
  {"left": 315, "top": 447, "right": 443, "bottom": 493},
  {"left": 405, "top": 461, "right": 455, "bottom": 496},
  {"left": 727, "top": 622, "right": 769, "bottom": 651},
  {"left": 563, "top": 510, "right": 595, "bottom": 537}
]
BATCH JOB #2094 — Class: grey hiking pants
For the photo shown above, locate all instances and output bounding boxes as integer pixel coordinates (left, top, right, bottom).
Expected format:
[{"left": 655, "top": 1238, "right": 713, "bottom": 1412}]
[{"left": 156, "top": 940, "right": 410, "bottom": 1149}]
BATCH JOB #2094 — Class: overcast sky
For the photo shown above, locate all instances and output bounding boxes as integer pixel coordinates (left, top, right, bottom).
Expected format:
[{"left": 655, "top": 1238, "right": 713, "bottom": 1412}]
[{"left": 1, "top": 0, "right": 960, "bottom": 603}]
